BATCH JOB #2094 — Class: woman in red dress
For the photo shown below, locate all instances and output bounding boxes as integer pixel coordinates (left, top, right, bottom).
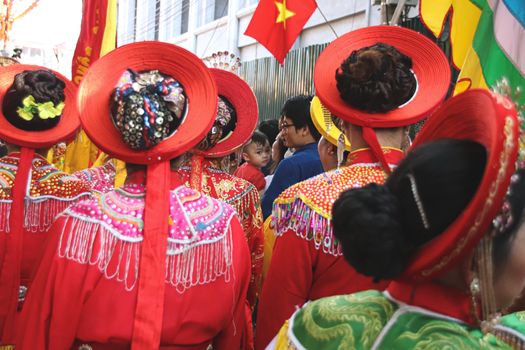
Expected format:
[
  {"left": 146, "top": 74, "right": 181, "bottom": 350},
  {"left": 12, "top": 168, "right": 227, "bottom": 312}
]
[
  {"left": 176, "top": 68, "right": 263, "bottom": 308},
  {"left": 17, "top": 42, "right": 251, "bottom": 349},
  {"left": 0, "top": 66, "right": 91, "bottom": 347}
]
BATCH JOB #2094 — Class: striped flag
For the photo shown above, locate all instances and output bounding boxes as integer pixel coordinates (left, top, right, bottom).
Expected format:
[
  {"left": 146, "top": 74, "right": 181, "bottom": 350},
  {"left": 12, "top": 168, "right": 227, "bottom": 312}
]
[
  {"left": 63, "top": 0, "right": 117, "bottom": 173},
  {"left": 420, "top": 0, "right": 525, "bottom": 104}
]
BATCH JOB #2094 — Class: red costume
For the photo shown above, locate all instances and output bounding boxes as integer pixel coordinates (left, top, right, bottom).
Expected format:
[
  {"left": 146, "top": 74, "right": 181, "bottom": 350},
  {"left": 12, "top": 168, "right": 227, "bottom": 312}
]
[
  {"left": 17, "top": 179, "right": 250, "bottom": 349},
  {"left": 177, "top": 157, "right": 263, "bottom": 306},
  {"left": 234, "top": 162, "right": 266, "bottom": 191},
  {"left": 183, "top": 67, "right": 263, "bottom": 309},
  {"left": 0, "top": 65, "right": 90, "bottom": 346},
  {"left": 17, "top": 42, "right": 251, "bottom": 349}
]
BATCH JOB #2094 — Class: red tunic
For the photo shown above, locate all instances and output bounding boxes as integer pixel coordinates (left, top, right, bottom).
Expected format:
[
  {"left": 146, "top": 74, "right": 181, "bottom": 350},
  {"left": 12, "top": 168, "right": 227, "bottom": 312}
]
[
  {"left": 177, "top": 157, "right": 264, "bottom": 307},
  {"left": 234, "top": 163, "right": 266, "bottom": 192},
  {"left": 17, "top": 182, "right": 251, "bottom": 349},
  {"left": 0, "top": 152, "right": 91, "bottom": 345},
  {"left": 255, "top": 148, "right": 404, "bottom": 350}
]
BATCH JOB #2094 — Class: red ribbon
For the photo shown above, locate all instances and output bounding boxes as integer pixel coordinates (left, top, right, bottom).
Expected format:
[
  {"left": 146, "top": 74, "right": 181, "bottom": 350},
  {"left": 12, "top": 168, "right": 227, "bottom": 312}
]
[
  {"left": 362, "top": 126, "right": 392, "bottom": 175},
  {"left": 131, "top": 160, "right": 171, "bottom": 349},
  {"left": 0, "top": 147, "right": 35, "bottom": 344}
]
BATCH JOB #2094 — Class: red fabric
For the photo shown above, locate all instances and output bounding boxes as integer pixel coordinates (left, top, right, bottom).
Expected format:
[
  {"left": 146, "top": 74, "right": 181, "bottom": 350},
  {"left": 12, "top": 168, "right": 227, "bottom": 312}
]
[
  {"left": 0, "top": 147, "right": 34, "bottom": 344},
  {"left": 131, "top": 162, "right": 171, "bottom": 349},
  {"left": 244, "top": 0, "right": 317, "bottom": 64},
  {"left": 71, "top": 0, "right": 109, "bottom": 85},
  {"left": 16, "top": 214, "right": 251, "bottom": 349},
  {"left": 387, "top": 280, "right": 478, "bottom": 324},
  {"left": 403, "top": 89, "right": 519, "bottom": 281},
  {"left": 177, "top": 160, "right": 264, "bottom": 308},
  {"left": 234, "top": 163, "right": 265, "bottom": 191},
  {"left": 255, "top": 232, "right": 388, "bottom": 349},
  {"left": 178, "top": 159, "right": 264, "bottom": 308},
  {"left": 0, "top": 152, "right": 91, "bottom": 346},
  {"left": 362, "top": 126, "right": 391, "bottom": 174}
]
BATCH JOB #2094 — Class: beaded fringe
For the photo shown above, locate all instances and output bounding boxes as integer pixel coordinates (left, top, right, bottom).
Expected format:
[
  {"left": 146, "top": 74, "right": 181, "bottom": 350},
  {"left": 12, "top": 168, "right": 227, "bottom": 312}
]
[
  {"left": 0, "top": 197, "right": 89, "bottom": 233},
  {"left": 58, "top": 215, "right": 234, "bottom": 293},
  {"left": 273, "top": 199, "right": 342, "bottom": 256}
]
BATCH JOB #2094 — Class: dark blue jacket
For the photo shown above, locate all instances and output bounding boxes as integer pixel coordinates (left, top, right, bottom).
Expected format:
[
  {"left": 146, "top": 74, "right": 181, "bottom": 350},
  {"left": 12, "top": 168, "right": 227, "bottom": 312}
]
[{"left": 262, "top": 143, "right": 324, "bottom": 218}]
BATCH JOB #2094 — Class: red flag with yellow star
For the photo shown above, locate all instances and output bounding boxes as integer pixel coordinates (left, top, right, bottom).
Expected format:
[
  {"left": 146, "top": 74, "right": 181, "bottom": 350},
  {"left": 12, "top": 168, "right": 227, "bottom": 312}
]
[{"left": 244, "top": 0, "right": 317, "bottom": 64}]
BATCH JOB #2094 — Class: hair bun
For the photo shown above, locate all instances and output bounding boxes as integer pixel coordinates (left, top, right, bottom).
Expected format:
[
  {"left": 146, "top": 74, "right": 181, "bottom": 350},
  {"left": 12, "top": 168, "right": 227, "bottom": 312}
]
[
  {"left": 2, "top": 69, "right": 66, "bottom": 131},
  {"left": 332, "top": 183, "right": 414, "bottom": 281},
  {"left": 335, "top": 43, "right": 416, "bottom": 113}
]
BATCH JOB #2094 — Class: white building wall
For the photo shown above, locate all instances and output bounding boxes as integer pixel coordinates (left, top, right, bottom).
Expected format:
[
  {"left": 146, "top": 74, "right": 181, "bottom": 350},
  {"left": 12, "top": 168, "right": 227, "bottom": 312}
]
[{"left": 117, "top": 0, "right": 382, "bottom": 62}]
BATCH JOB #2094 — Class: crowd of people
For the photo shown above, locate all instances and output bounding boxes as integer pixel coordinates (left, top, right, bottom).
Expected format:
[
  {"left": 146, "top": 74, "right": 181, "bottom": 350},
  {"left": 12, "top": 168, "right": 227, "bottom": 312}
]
[{"left": 0, "top": 24, "right": 524, "bottom": 350}]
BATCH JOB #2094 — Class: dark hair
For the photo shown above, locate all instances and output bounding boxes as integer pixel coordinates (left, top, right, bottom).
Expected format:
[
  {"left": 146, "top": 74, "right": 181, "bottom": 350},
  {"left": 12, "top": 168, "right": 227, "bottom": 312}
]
[
  {"left": 259, "top": 119, "right": 279, "bottom": 145},
  {"left": 2, "top": 69, "right": 66, "bottom": 131},
  {"left": 493, "top": 169, "right": 525, "bottom": 271},
  {"left": 110, "top": 69, "right": 186, "bottom": 150},
  {"left": 335, "top": 43, "right": 416, "bottom": 113},
  {"left": 281, "top": 95, "right": 321, "bottom": 141},
  {"left": 332, "top": 139, "right": 486, "bottom": 281},
  {"left": 249, "top": 130, "right": 269, "bottom": 147}
]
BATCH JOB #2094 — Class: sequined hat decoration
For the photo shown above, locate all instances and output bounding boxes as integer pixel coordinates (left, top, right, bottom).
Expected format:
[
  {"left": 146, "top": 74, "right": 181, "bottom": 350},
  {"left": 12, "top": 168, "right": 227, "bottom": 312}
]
[{"left": 490, "top": 78, "right": 525, "bottom": 236}]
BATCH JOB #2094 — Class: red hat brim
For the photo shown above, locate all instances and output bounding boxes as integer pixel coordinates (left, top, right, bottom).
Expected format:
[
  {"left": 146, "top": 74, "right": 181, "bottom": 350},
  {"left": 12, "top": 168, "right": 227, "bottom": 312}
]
[
  {"left": 194, "top": 68, "right": 258, "bottom": 158},
  {"left": 0, "top": 64, "right": 80, "bottom": 148},
  {"left": 78, "top": 42, "right": 217, "bottom": 164},
  {"left": 314, "top": 25, "right": 451, "bottom": 128},
  {"left": 402, "top": 89, "right": 519, "bottom": 281}
]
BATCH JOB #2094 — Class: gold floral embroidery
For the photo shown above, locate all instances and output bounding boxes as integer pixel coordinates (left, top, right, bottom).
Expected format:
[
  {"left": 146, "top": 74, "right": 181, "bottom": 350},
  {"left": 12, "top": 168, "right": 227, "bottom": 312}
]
[{"left": 297, "top": 293, "right": 396, "bottom": 349}]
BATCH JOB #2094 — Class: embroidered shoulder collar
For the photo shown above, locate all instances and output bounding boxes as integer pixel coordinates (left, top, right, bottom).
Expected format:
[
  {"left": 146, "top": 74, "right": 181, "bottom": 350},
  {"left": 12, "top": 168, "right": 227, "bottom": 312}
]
[
  {"left": 73, "top": 160, "right": 116, "bottom": 194},
  {"left": 0, "top": 153, "right": 91, "bottom": 201},
  {"left": 178, "top": 161, "right": 258, "bottom": 204},
  {"left": 60, "top": 183, "right": 237, "bottom": 292},
  {"left": 273, "top": 148, "right": 403, "bottom": 256},
  {"left": 64, "top": 183, "right": 235, "bottom": 253}
]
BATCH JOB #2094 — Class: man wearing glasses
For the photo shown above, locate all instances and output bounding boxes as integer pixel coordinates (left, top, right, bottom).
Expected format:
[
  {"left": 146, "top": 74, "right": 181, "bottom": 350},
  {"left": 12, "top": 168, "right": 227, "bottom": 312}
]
[{"left": 261, "top": 95, "right": 324, "bottom": 219}]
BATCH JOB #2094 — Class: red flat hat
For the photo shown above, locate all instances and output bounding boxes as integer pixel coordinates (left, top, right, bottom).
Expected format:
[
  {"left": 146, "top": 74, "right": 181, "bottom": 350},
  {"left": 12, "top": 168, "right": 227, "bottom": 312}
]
[
  {"left": 78, "top": 42, "right": 217, "bottom": 164},
  {"left": 194, "top": 68, "right": 258, "bottom": 158},
  {"left": 0, "top": 64, "right": 80, "bottom": 148},
  {"left": 402, "top": 89, "right": 519, "bottom": 281},
  {"left": 314, "top": 25, "right": 450, "bottom": 128}
]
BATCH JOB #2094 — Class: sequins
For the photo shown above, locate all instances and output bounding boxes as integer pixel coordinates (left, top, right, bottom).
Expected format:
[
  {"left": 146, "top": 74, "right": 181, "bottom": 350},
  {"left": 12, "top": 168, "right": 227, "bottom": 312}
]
[
  {"left": 67, "top": 183, "right": 234, "bottom": 248},
  {"left": 0, "top": 154, "right": 91, "bottom": 201}
]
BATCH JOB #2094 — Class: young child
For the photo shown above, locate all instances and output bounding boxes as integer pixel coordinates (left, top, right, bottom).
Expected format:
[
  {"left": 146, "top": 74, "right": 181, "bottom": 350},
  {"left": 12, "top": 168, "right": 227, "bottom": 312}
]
[{"left": 234, "top": 130, "right": 270, "bottom": 194}]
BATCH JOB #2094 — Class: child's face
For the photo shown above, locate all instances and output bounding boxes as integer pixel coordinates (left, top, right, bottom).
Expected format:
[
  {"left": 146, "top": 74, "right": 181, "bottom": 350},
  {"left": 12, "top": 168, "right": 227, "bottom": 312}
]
[{"left": 243, "top": 141, "right": 271, "bottom": 169}]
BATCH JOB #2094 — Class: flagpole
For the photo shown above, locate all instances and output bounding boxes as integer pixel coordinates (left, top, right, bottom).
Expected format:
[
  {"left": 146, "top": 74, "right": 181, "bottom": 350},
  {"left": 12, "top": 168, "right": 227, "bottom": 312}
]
[{"left": 315, "top": 2, "right": 338, "bottom": 38}]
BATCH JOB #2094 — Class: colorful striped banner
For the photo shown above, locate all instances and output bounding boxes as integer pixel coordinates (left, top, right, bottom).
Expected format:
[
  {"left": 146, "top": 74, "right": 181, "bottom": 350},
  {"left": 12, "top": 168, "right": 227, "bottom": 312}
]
[{"left": 420, "top": 0, "right": 525, "bottom": 104}]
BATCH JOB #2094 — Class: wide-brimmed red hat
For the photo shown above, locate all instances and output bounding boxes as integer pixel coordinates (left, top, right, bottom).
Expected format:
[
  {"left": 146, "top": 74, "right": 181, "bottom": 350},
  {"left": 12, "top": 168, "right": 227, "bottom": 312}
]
[
  {"left": 78, "top": 41, "right": 218, "bottom": 348},
  {"left": 193, "top": 68, "right": 258, "bottom": 158},
  {"left": 314, "top": 25, "right": 450, "bottom": 172},
  {"left": 401, "top": 89, "right": 519, "bottom": 282},
  {"left": 315, "top": 25, "right": 450, "bottom": 128},
  {"left": 0, "top": 64, "right": 80, "bottom": 148},
  {"left": 78, "top": 42, "right": 217, "bottom": 164}
]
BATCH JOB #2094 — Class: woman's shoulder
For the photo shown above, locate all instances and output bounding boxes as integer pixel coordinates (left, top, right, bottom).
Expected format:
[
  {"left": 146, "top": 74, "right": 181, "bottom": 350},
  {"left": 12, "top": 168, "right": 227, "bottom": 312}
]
[{"left": 281, "top": 291, "right": 397, "bottom": 350}]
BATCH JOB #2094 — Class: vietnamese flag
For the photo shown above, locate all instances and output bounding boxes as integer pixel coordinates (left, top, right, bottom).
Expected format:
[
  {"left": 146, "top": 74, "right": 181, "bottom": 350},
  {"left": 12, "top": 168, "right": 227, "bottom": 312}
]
[{"left": 245, "top": 0, "right": 317, "bottom": 64}]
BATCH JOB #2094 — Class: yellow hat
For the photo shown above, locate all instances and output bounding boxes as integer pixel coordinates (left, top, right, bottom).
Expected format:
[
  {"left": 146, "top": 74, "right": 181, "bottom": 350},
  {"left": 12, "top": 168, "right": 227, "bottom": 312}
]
[{"left": 310, "top": 95, "right": 351, "bottom": 151}]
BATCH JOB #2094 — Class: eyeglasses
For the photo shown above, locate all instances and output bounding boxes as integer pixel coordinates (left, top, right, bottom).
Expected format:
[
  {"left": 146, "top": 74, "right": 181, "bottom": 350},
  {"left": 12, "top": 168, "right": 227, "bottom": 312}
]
[{"left": 279, "top": 123, "right": 295, "bottom": 131}]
